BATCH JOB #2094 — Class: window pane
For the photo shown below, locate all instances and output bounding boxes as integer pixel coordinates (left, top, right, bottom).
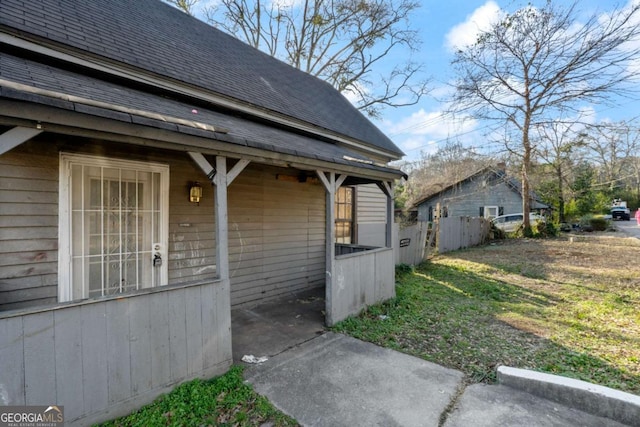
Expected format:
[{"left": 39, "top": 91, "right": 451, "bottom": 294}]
[
  {"left": 123, "top": 256, "right": 137, "bottom": 292},
  {"left": 343, "top": 223, "right": 351, "bottom": 243},
  {"left": 71, "top": 164, "right": 84, "bottom": 210},
  {"left": 153, "top": 211, "right": 160, "bottom": 244},
  {"left": 72, "top": 257, "right": 85, "bottom": 299},
  {"left": 334, "top": 187, "right": 353, "bottom": 244},
  {"left": 87, "top": 257, "right": 103, "bottom": 298},
  {"left": 72, "top": 211, "right": 84, "bottom": 257},
  {"left": 152, "top": 172, "right": 161, "bottom": 211},
  {"left": 345, "top": 203, "right": 352, "bottom": 220}
]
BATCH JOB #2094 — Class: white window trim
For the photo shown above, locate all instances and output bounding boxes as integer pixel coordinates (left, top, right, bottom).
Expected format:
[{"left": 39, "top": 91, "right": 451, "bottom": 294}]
[
  {"left": 484, "top": 205, "right": 499, "bottom": 219},
  {"left": 58, "top": 152, "right": 170, "bottom": 302}
]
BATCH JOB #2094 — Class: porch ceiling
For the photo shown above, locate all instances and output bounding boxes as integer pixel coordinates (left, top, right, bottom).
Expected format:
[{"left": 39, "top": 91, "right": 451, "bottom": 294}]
[{"left": 0, "top": 53, "right": 405, "bottom": 181}]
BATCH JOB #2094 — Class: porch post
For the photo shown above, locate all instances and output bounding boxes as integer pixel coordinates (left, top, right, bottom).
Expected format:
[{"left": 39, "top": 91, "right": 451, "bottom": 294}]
[
  {"left": 377, "top": 181, "right": 394, "bottom": 248},
  {"left": 188, "top": 152, "right": 233, "bottom": 361},
  {"left": 214, "top": 156, "right": 229, "bottom": 282},
  {"left": 316, "top": 170, "right": 336, "bottom": 326}
]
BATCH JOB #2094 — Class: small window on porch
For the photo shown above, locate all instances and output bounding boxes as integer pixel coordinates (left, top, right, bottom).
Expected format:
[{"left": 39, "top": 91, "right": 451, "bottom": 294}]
[
  {"left": 59, "top": 153, "right": 169, "bottom": 302},
  {"left": 335, "top": 186, "right": 355, "bottom": 244}
]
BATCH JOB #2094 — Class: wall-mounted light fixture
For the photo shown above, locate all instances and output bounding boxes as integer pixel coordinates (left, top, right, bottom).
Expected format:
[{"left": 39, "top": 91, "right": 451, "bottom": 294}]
[{"left": 189, "top": 181, "right": 203, "bottom": 205}]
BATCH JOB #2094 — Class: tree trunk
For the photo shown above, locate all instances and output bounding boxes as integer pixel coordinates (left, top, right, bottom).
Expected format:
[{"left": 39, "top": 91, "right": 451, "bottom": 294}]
[
  {"left": 522, "top": 119, "right": 532, "bottom": 232},
  {"left": 557, "top": 164, "right": 565, "bottom": 223}
]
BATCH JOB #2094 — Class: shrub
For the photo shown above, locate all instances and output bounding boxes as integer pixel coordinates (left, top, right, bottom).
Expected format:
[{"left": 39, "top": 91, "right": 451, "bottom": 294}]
[
  {"left": 533, "top": 220, "right": 559, "bottom": 238},
  {"left": 589, "top": 217, "right": 609, "bottom": 231}
]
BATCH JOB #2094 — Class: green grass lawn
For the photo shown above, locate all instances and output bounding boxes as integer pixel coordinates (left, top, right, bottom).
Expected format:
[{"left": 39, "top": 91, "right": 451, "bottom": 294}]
[
  {"left": 98, "top": 366, "right": 299, "bottom": 427},
  {"left": 333, "top": 236, "right": 640, "bottom": 394}
]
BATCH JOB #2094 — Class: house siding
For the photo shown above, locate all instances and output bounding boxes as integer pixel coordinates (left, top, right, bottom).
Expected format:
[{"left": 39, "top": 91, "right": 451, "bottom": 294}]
[
  {"left": 417, "top": 173, "right": 523, "bottom": 221},
  {"left": 0, "top": 137, "right": 217, "bottom": 311},
  {"left": 355, "top": 183, "right": 386, "bottom": 247},
  {"left": 228, "top": 165, "right": 326, "bottom": 307},
  {"left": 1, "top": 137, "right": 328, "bottom": 311},
  {"left": 0, "top": 138, "right": 59, "bottom": 310}
]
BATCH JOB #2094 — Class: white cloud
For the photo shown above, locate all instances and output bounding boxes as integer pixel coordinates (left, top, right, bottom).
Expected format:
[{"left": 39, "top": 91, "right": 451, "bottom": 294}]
[
  {"left": 269, "top": 0, "right": 305, "bottom": 8},
  {"left": 444, "top": 1, "right": 503, "bottom": 52},
  {"left": 342, "top": 86, "right": 363, "bottom": 106},
  {"left": 379, "top": 108, "right": 480, "bottom": 159}
]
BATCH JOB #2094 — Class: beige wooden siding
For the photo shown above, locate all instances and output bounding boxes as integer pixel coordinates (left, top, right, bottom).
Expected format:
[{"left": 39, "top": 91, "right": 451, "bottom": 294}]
[
  {"left": 167, "top": 158, "right": 216, "bottom": 284},
  {"left": 0, "top": 137, "right": 217, "bottom": 311},
  {"left": 228, "top": 165, "right": 326, "bottom": 307},
  {"left": 0, "top": 139, "right": 59, "bottom": 311},
  {"left": 2, "top": 137, "right": 326, "bottom": 311},
  {"left": 356, "top": 184, "right": 386, "bottom": 223},
  {"left": 355, "top": 184, "right": 387, "bottom": 247}
]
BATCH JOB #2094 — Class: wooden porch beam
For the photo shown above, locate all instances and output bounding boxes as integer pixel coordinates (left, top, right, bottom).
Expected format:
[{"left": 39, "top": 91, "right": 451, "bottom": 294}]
[
  {"left": 0, "top": 126, "right": 42, "bottom": 156},
  {"left": 335, "top": 174, "right": 348, "bottom": 190},
  {"left": 188, "top": 151, "right": 216, "bottom": 182},
  {"left": 315, "top": 170, "right": 331, "bottom": 191},
  {"left": 376, "top": 181, "right": 393, "bottom": 198},
  {"left": 226, "top": 159, "right": 250, "bottom": 186}
]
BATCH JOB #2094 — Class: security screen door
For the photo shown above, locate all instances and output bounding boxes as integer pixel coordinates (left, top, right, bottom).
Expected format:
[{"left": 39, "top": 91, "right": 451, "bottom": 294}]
[{"left": 60, "top": 154, "right": 168, "bottom": 301}]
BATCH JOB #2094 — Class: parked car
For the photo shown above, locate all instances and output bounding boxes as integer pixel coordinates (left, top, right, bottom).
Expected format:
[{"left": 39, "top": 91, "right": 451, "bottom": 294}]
[
  {"left": 611, "top": 206, "right": 630, "bottom": 221},
  {"left": 491, "top": 213, "right": 545, "bottom": 233}
]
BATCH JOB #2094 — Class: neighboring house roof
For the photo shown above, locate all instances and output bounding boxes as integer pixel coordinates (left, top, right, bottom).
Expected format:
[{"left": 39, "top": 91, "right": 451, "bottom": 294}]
[
  {"left": 414, "top": 166, "right": 549, "bottom": 209},
  {"left": 0, "top": 0, "right": 403, "bottom": 160}
]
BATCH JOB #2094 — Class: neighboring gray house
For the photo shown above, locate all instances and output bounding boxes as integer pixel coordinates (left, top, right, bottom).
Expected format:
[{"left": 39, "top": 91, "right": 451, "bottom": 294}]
[
  {"left": 0, "top": 1, "right": 404, "bottom": 424},
  {"left": 415, "top": 166, "right": 549, "bottom": 221}
]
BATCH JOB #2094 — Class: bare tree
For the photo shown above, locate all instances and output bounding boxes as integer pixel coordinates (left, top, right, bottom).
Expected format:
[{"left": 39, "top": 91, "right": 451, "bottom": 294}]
[
  {"left": 451, "top": 1, "right": 640, "bottom": 231},
  {"left": 535, "top": 118, "right": 586, "bottom": 222},
  {"left": 165, "top": 0, "right": 428, "bottom": 118},
  {"left": 583, "top": 121, "right": 640, "bottom": 191},
  {"left": 166, "top": 0, "right": 198, "bottom": 15}
]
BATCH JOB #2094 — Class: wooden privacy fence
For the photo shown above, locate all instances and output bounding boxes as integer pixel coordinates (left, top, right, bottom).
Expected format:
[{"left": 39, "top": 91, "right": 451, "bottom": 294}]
[
  {"left": 395, "top": 221, "right": 429, "bottom": 265},
  {"left": 395, "top": 216, "right": 491, "bottom": 265},
  {"left": 437, "top": 216, "right": 491, "bottom": 253}
]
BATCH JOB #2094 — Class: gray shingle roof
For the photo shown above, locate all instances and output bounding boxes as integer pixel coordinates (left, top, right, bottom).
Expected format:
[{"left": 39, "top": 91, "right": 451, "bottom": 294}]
[
  {"left": 414, "top": 166, "right": 549, "bottom": 208},
  {"left": 0, "top": 0, "right": 403, "bottom": 157},
  {"left": 0, "top": 52, "right": 405, "bottom": 178}
]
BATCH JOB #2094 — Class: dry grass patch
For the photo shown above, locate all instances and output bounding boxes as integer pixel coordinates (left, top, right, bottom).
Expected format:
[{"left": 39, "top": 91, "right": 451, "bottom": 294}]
[{"left": 334, "top": 235, "right": 640, "bottom": 394}]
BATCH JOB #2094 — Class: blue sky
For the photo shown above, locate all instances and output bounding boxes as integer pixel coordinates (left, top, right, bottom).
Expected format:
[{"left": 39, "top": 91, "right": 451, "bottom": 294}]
[
  {"left": 373, "top": 0, "right": 640, "bottom": 161},
  {"left": 188, "top": 0, "right": 640, "bottom": 161}
]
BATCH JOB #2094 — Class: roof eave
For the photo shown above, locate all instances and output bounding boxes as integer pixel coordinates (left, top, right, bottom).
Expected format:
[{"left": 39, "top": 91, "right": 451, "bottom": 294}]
[{"left": 0, "top": 96, "right": 406, "bottom": 182}]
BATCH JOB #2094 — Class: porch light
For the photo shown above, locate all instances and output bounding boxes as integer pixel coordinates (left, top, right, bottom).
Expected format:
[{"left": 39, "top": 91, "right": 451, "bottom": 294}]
[{"left": 189, "top": 181, "right": 203, "bottom": 204}]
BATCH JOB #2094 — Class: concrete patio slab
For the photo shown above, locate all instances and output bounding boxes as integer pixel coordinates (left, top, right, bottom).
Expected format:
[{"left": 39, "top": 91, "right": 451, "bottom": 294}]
[
  {"left": 231, "top": 287, "right": 326, "bottom": 362},
  {"left": 244, "top": 332, "right": 465, "bottom": 427}
]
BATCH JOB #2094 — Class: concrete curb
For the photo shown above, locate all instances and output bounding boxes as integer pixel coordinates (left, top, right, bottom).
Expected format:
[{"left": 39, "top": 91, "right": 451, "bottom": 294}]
[{"left": 497, "top": 366, "right": 640, "bottom": 427}]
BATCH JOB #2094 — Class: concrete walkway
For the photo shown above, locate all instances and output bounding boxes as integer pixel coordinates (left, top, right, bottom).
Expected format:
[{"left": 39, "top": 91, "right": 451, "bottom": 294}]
[
  {"left": 244, "top": 332, "right": 635, "bottom": 426},
  {"left": 233, "top": 289, "right": 638, "bottom": 426}
]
